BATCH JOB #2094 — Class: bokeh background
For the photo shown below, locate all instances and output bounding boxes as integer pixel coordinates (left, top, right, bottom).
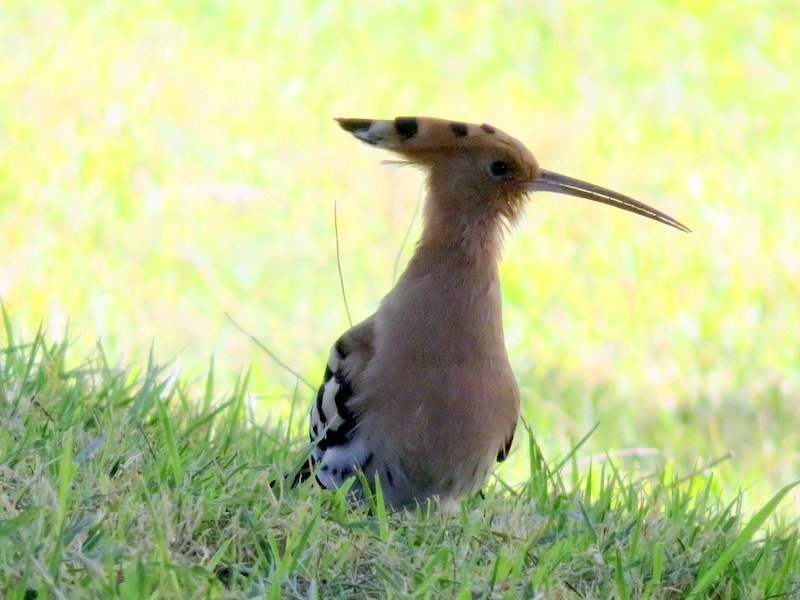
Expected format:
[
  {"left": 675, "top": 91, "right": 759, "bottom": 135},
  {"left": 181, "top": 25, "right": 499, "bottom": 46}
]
[{"left": 2, "top": 1, "right": 798, "bottom": 508}]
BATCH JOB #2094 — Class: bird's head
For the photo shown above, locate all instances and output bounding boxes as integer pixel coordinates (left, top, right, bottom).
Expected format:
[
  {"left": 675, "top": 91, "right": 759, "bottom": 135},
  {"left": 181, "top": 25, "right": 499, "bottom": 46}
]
[{"left": 337, "top": 116, "right": 689, "bottom": 235}]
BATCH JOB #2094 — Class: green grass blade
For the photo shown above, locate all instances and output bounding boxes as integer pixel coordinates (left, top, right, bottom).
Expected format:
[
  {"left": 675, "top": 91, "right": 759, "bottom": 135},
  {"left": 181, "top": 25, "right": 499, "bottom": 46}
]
[
  {"left": 156, "top": 398, "right": 183, "bottom": 485},
  {"left": 203, "top": 354, "right": 215, "bottom": 411},
  {"left": 688, "top": 479, "right": 800, "bottom": 597},
  {"left": 642, "top": 540, "right": 664, "bottom": 600},
  {"left": 553, "top": 422, "right": 600, "bottom": 474},
  {"left": 373, "top": 474, "right": 389, "bottom": 542},
  {"left": 1, "top": 300, "right": 14, "bottom": 349},
  {"left": 49, "top": 431, "right": 75, "bottom": 576}
]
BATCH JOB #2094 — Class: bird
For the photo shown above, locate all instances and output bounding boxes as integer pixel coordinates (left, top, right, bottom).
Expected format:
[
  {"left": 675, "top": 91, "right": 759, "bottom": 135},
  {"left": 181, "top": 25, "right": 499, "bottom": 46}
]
[{"left": 300, "top": 116, "right": 688, "bottom": 508}]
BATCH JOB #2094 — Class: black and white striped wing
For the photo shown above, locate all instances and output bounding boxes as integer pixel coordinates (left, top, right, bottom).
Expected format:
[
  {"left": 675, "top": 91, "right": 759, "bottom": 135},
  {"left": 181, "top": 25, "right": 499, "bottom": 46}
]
[{"left": 307, "top": 319, "right": 375, "bottom": 490}]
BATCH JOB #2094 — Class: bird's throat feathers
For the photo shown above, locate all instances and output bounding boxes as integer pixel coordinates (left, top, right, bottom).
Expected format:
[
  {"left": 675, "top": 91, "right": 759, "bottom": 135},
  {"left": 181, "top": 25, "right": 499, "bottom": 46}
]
[{"left": 418, "top": 170, "right": 526, "bottom": 263}]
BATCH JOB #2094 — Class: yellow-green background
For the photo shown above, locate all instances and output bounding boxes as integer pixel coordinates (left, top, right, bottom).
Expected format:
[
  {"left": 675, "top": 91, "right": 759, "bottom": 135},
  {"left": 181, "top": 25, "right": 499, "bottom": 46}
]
[{"left": 2, "top": 1, "right": 798, "bottom": 508}]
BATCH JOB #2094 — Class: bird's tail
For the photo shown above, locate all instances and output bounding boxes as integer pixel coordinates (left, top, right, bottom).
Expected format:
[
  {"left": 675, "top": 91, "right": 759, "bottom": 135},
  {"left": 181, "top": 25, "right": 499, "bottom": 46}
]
[
  {"left": 288, "top": 459, "right": 314, "bottom": 487},
  {"left": 269, "top": 453, "right": 315, "bottom": 490}
]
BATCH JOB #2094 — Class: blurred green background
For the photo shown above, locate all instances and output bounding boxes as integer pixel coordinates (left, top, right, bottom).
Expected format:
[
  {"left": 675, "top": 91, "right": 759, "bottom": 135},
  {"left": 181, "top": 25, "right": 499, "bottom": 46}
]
[{"left": 2, "top": 1, "right": 798, "bottom": 507}]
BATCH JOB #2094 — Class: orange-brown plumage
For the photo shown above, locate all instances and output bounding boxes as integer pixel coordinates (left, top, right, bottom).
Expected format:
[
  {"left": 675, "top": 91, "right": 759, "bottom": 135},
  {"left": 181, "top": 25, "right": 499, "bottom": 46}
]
[{"left": 304, "top": 116, "right": 688, "bottom": 508}]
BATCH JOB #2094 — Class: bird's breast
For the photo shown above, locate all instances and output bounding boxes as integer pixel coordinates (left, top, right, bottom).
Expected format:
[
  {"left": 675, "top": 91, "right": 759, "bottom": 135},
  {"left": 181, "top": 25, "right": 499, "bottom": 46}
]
[
  {"left": 377, "top": 264, "right": 507, "bottom": 364},
  {"left": 359, "top": 268, "right": 519, "bottom": 450}
]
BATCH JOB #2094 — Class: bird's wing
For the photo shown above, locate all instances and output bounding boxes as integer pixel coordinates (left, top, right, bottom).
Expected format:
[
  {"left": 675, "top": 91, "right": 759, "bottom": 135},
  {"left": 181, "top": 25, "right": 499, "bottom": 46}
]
[
  {"left": 305, "top": 315, "right": 376, "bottom": 489},
  {"left": 496, "top": 428, "right": 515, "bottom": 462}
]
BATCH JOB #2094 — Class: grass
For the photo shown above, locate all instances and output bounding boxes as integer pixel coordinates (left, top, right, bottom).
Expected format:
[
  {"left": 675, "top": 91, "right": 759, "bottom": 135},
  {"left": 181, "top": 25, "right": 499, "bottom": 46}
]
[
  {"left": 2, "top": 0, "right": 800, "bottom": 596},
  {"left": 1, "top": 319, "right": 799, "bottom": 599}
]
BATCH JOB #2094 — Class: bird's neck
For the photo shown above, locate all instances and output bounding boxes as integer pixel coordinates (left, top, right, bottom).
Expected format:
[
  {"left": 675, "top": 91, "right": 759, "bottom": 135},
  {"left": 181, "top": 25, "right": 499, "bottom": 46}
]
[
  {"left": 387, "top": 238, "right": 506, "bottom": 363},
  {"left": 417, "top": 195, "right": 505, "bottom": 263},
  {"left": 383, "top": 186, "right": 509, "bottom": 352},
  {"left": 396, "top": 202, "right": 505, "bottom": 320}
]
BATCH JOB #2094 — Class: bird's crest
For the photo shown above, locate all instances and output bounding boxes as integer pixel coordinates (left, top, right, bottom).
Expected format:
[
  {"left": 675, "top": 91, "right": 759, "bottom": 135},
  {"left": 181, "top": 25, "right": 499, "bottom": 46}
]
[
  {"left": 335, "top": 116, "right": 539, "bottom": 177},
  {"left": 337, "top": 116, "right": 519, "bottom": 152}
]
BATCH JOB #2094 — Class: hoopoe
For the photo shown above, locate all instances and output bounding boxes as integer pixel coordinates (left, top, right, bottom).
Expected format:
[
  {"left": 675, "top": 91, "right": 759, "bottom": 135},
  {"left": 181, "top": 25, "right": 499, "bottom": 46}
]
[{"left": 302, "top": 116, "right": 688, "bottom": 508}]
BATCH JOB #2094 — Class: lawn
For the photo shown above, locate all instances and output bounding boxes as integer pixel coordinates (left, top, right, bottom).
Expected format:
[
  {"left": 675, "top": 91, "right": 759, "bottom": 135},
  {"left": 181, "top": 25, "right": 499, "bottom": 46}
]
[
  {"left": 1, "top": 319, "right": 798, "bottom": 598},
  {"left": 1, "top": 0, "right": 799, "bottom": 597}
]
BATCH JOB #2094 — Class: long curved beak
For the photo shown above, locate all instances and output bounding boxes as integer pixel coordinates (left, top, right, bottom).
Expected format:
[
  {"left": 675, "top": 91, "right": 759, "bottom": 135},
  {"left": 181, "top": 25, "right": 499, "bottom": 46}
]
[{"left": 527, "top": 169, "right": 690, "bottom": 233}]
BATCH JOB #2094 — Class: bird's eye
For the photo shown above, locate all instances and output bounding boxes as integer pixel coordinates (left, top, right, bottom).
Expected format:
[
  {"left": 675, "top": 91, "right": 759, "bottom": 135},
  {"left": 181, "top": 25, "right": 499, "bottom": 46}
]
[{"left": 490, "top": 161, "right": 510, "bottom": 177}]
